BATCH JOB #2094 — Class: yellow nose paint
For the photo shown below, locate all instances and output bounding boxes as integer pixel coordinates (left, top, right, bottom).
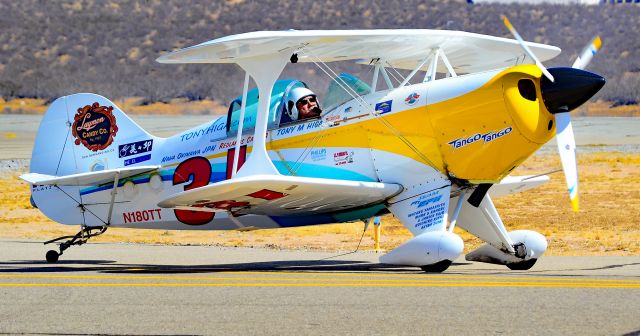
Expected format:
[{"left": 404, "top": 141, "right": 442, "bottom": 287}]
[{"left": 429, "top": 65, "right": 555, "bottom": 183}]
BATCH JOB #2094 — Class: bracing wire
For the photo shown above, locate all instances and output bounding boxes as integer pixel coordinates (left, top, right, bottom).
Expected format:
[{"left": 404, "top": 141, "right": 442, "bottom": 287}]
[
  {"left": 303, "top": 49, "right": 439, "bottom": 170},
  {"left": 319, "top": 223, "right": 368, "bottom": 261},
  {"left": 54, "top": 185, "right": 108, "bottom": 226},
  {"left": 385, "top": 61, "right": 405, "bottom": 85}
]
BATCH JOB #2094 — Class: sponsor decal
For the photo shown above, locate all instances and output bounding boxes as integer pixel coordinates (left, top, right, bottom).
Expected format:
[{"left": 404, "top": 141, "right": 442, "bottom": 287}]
[
  {"left": 124, "top": 154, "right": 151, "bottom": 166},
  {"left": 404, "top": 92, "right": 420, "bottom": 105},
  {"left": 180, "top": 119, "right": 227, "bottom": 142},
  {"left": 202, "top": 144, "right": 218, "bottom": 154},
  {"left": 333, "top": 151, "right": 354, "bottom": 166},
  {"left": 410, "top": 194, "right": 442, "bottom": 208},
  {"left": 72, "top": 102, "right": 118, "bottom": 151},
  {"left": 122, "top": 209, "right": 162, "bottom": 224},
  {"left": 408, "top": 191, "right": 447, "bottom": 231},
  {"left": 325, "top": 115, "right": 341, "bottom": 122},
  {"left": 310, "top": 148, "right": 327, "bottom": 162},
  {"left": 32, "top": 185, "right": 53, "bottom": 192},
  {"left": 219, "top": 136, "right": 253, "bottom": 149},
  {"left": 448, "top": 126, "right": 513, "bottom": 149},
  {"left": 90, "top": 159, "right": 107, "bottom": 172},
  {"left": 80, "top": 148, "right": 114, "bottom": 160},
  {"left": 344, "top": 106, "right": 353, "bottom": 113},
  {"left": 119, "top": 139, "right": 153, "bottom": 158},
  {"left": 374, "top": 100, "right": 392, "bottom": 114}
]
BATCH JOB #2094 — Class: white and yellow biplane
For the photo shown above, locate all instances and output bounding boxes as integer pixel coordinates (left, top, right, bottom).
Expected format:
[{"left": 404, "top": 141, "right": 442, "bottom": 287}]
[{"left": 21, "top": 19, "right": 604, "bottom": 272}]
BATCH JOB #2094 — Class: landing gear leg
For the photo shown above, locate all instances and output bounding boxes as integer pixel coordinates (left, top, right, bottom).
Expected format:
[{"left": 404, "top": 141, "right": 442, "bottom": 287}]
[{"left": 44, "top": 226, "right": 107, "bottom": 263}]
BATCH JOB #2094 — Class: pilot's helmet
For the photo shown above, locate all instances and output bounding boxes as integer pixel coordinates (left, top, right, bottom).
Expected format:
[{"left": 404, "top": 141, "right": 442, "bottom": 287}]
[{"left": 286, "top": 87, "right": 317, "bottom": 121}]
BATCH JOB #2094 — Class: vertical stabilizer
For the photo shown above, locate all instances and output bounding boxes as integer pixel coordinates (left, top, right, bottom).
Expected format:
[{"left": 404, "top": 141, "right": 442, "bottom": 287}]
[{"left": 29, "top": 93, "right": 156, "bottom": 226}]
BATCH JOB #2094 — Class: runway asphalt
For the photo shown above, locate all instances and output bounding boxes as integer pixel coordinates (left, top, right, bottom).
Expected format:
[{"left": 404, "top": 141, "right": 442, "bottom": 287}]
[{"left": 0, "top": 240, "right": 639, "bottom": 335}]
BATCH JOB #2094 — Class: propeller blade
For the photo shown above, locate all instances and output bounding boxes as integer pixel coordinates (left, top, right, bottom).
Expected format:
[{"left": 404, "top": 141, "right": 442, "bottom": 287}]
[
  {"left": 501, "top": 15, "right": 555, "bottom": 82},
  {"left": 572, "top": 36, "right": 602, "bottom": 70},
  {"left": 554, "top": 112, "right": 579, "bottom": 212}
]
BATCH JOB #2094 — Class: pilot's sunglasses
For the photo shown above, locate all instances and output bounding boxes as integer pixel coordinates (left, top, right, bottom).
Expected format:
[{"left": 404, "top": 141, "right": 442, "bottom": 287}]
[{"left": 298, "top": 96, "right": 317, "bottom": 105}]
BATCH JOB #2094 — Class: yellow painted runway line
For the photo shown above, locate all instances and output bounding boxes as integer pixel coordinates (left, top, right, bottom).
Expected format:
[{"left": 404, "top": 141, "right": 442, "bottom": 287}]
[
  {"left": 0, "top": 282, "right": 639, "bottom": 289},
  {"left": 1, "top": 273, "right": 639, "bottom": 284},
  {"left": 212, "top": 271, "right": 640, "bottom": 283}
]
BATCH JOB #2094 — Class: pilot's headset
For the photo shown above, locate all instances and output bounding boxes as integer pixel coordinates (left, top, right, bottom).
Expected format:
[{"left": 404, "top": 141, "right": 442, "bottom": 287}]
[{"left": 286, "top": 87, "right": 318, "bottom": 121}]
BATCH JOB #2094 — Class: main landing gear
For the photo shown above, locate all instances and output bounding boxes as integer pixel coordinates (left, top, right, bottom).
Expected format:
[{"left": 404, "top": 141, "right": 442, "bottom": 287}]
[
  {"left": 506, "top": 258, "right": 538, "bottom": 270},
  {"left": 420, "top": 260, "right": 453, "bottom": 273},
  {"left": 44, "top": 226, "right": 107, "bottom": 263}
]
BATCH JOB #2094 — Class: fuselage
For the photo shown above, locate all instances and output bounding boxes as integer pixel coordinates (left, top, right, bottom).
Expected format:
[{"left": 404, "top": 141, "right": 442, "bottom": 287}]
[{"left": 33, "top": 64, "right": 555, "bottom": 230}]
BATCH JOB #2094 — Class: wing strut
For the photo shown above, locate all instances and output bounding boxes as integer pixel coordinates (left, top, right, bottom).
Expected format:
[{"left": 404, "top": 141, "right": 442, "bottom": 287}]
[
  {"left": 425, "top": 49, "right": 439, "bottom": 82},
  {"left": 421, "top": 48, "right": 457, "bottom": 82},
  {"left": 231, "top": 72, "right": 251, "bottom": 177},
  {"left": 399, "top": 56, "right": 430, "bottom": 87},
  {"left": 234, "top": 52, "right": 290, "bottom": 178},
  {"left": 371, "top": 63, "right": 380, "bottom": 91},
  {"left": 380, "top": 64, "right": 394, "bottom": 89},
  {"left": 480, "top": 195, "right": 516, "bottom": 254},
  {"left": 105, "top": 171, "right": 120, "bottom": 225}
]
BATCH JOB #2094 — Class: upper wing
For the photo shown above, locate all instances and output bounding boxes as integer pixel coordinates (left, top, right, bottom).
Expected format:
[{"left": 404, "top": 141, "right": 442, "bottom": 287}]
[
  {"left": 156, "top": 29, "right": 560, "bottom": 74},
  {"left": 20, "top": 166, "right": 160, "bottom": 186},
  {"left": 158, "top": 174, "right": 402, "bottom": 216}
]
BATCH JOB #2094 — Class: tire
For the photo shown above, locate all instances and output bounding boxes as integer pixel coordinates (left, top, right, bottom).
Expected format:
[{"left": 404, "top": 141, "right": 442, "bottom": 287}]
[
  {"left": 506, "top": 258, "right": 537, "bottom": 270},
  {"left": 46, "top": 250, "right": 59, "bottom": 263},
  {"left": 420, "top": 259, "right": 453, "bottom": 273}
]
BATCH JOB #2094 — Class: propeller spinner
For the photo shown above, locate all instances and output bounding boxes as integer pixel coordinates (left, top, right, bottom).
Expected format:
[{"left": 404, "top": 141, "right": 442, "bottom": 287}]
[{"left": 502, "top": 17, "right": 605, "bottom": 212}]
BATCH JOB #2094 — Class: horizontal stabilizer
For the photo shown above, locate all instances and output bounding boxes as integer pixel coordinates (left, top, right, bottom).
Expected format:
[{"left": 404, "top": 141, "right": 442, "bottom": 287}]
[
  {"left": 489, "top": 175, "right": 549, "bottom": 198},
  {"left": 20, "top": 165, "right": 160, "bottom": 186},
  {"left": 158, "top": 174, "right": 402, "bottom": 216}
]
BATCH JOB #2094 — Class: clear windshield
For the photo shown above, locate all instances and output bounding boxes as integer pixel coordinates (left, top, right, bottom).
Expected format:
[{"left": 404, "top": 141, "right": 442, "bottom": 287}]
[{"left": 323, "top": 73, "right": 372, "bottom": 112}]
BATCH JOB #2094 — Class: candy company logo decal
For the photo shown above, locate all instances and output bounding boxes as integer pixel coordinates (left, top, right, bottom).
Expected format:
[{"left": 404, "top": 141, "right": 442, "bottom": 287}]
[{"left": 72, "top": 102, "right": 118, "bottom": 151}]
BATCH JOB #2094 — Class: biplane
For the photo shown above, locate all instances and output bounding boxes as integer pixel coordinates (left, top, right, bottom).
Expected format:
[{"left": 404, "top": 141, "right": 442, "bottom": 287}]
[{"left": 21, "top": 18, "right": 604, "bottom": 272}]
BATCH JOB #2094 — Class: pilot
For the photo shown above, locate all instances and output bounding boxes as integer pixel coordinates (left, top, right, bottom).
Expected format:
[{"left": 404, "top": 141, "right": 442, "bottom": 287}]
[{"left": 286, "top": 87, "right": 322, "bottom": 121}]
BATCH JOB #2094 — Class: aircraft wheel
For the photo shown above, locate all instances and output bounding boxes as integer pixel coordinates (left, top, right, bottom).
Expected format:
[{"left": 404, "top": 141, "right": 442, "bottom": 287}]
[
  {"left": 506, "top": 258, "right": 537, "bottom": 270},
  {"left": 420, "top": 259, "right": 452, "bottom": 273},
  {"left": 46, "top": 250, "right": 59, "bottom": 263}
]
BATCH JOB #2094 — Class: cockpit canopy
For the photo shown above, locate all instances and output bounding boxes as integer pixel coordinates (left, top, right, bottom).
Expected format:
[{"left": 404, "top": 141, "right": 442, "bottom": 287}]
[
  {"left": 226, "top": 80, "right": 307, "bottom": 135},
  {"left": 225, "top": 73, "right": 371, "bottom": 135},
  {"left": 323, "top": 73, "right": 371, "bottom": 112}
]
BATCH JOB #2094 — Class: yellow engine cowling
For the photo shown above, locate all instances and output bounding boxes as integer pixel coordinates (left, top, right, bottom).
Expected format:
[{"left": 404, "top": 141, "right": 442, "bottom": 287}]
[{"left": 427, "top": 65, "right": 556, "bottom": 183}]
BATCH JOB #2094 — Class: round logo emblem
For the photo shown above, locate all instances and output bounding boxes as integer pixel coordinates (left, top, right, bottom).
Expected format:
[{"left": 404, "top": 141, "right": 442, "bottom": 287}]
[
  {"left": 72, "top": 102, "right": 118, "bottom": 152},
  {"left": 404, "top": 92, "right": 420, "bottom": 105}
]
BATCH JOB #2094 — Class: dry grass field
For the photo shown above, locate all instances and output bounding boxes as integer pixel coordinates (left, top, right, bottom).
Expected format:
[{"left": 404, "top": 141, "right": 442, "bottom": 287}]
[{"left": 0, "top": 152, "right": 638, "bottom": 256}]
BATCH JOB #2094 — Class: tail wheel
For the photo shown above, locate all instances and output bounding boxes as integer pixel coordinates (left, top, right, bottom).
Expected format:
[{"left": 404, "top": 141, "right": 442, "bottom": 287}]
[
  {"left": 420, "top": 259, "right": 453, "bottom": 273},
  {"left": 45, "top": 250, "right": 59, "bottom": 263},
  {"left": 506, "top": 258, "right": 537, "bottom": 270}
]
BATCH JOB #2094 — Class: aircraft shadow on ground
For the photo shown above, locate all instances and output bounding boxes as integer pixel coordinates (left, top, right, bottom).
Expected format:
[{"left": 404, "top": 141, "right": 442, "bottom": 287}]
[
  {"left": 2, "top": 259, "right": 638, "bottom": 276},
  {"left": 0, "top": 259, "right": 472, "bottom": 274}
]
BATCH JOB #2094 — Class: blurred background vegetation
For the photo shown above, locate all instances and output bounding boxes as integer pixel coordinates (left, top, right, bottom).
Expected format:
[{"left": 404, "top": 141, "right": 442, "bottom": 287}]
[{"left": 0, "top": 0, "right": 638, "bottom": 113}]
